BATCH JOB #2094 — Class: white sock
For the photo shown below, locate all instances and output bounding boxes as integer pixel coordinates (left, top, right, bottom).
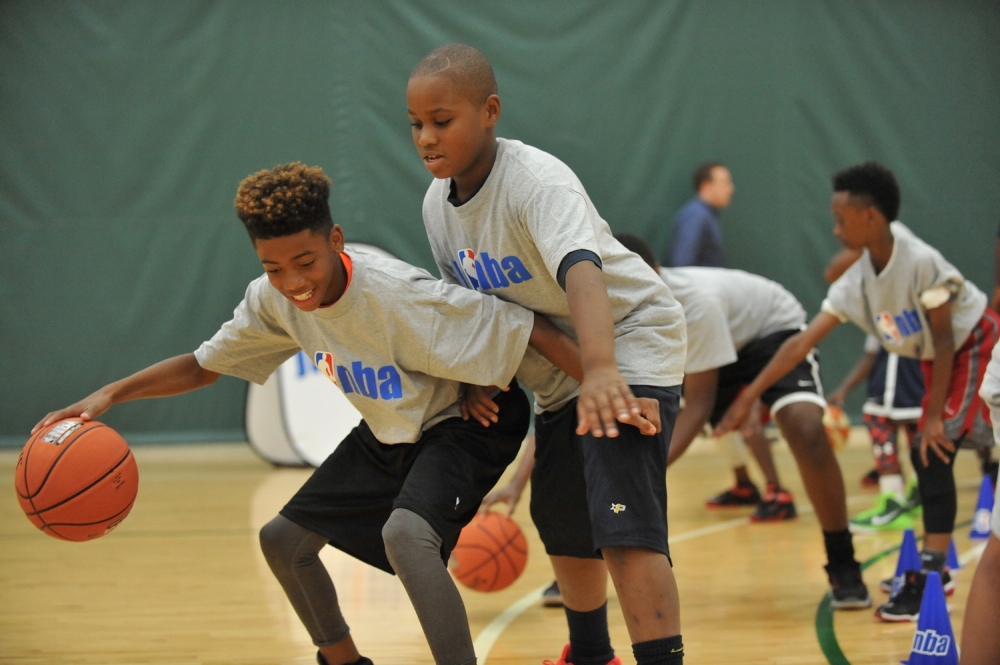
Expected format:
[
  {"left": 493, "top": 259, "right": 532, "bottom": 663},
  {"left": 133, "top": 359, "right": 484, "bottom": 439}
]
[{"left": 879, "top": 473, "right": 905, "bottom": 503}]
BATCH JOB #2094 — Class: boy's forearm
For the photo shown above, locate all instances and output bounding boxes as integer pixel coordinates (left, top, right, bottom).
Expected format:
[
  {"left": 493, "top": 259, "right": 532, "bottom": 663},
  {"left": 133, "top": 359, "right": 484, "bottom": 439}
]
[
  {"left": 529, "top": 314, "right": 583, "bottom": 382},
  {"left": 746, "top": 312, "right": 840, "bottom": 403},
  {"left": 564, "top": 261, "right": 616, "bottom": 372},
  {"left": 925, "top": 352, "right": 953, "bottom": 422},
  {"left": 668, "top": 370, "right": 717, "bottom": 466},
  {"left": 105, "top": 353, "right": 220, "bottom": 405},
  {"left": 509, "top": 436, "right": 536, "bottom": 490},
  {"left": 925, "top": 304, "right": 955, "bottom": 422}
]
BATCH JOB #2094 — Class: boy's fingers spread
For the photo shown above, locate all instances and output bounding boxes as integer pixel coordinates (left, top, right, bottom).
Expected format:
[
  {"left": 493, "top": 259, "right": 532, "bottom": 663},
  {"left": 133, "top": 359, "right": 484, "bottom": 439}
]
[{"left": 598, "top": 403, "right": 618, "bottom": 437}]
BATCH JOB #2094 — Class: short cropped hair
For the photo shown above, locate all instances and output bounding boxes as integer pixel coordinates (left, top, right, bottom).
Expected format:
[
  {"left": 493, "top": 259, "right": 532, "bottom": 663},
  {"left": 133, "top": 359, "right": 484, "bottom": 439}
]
[
  {"left": 614, "top": 232, "right": 658, "bottom": 270},
  {"left": 693, "top": 162, "right": 726, "bottom": 192},
  {"left": 235, "top": 163, "right": 333, "bottom": 240},
  {"left": 411, "top": 43, "right": 498, "bottom": 103},
  {"left": 832, "top": 161, "right": 901, "bottom": 221}
]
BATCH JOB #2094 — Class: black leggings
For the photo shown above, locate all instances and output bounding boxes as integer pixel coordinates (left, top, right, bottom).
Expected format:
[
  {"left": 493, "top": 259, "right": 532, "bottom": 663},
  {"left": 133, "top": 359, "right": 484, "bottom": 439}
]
[{"left": 910, "top": 438, "right": 958, "bottom": 534}]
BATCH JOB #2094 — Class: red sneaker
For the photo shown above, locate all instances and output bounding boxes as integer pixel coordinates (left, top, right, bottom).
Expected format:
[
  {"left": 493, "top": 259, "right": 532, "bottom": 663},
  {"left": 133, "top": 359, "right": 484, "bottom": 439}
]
[
  {"left": 705, "top": 482, "right": 761, "bottom": 508},
  {"left": 750, "top": 484, "right": 797, "bottom": 522},
  {"left": 542, "top": 644, "right": 622, "bottom": 665}
]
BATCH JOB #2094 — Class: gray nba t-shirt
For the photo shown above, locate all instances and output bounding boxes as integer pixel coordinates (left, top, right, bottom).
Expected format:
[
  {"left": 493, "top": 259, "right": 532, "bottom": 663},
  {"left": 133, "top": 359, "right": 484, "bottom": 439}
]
[
  {"left": 659, "top": 266, "right": 806, "bottom": 373},
  {"left": 421, "top": 138, "right": 687, "bottom": 412},
  {"left": 822, "top": 221, "right": 987, "bottom": 359},
  {"left": 194, "top": 249, "right": 534, "bottom": 444}
]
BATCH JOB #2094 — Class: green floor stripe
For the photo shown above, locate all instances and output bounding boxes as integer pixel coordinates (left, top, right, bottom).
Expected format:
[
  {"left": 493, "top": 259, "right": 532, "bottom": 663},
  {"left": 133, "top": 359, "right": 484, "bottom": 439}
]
[{"left": 815, "top": 519, "right": 972, "bottom": 665}]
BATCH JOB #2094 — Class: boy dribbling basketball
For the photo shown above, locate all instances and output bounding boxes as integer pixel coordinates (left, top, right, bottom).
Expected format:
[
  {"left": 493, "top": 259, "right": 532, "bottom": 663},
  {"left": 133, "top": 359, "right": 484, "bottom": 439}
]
[
  {"left": 33, "top": 162, "right": 591, "bottom": 665},
  {"left": 408, "top": 44, "right": 688, "bottom": 665}
]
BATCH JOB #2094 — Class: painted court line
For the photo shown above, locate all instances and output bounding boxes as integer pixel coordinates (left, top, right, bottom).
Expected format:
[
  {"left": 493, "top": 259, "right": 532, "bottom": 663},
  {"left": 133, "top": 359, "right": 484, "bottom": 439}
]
[
  {"left": 473, "top": 485, "right": 981, "bottom": 661},
  {"left": 473, "top": 514, "right": 751, "bottom": 660}
]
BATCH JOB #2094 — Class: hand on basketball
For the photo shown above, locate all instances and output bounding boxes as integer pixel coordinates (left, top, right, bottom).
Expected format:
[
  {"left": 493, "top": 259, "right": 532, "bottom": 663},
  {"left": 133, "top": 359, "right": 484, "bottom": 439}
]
[
  {"left": 919, "top": 416, "right": 956, "bottom": 466},
  {"left": 461, "top": 384, "right": 506, "bottom": 427},
  {"left": 575, "top": 364, "right": 641, "bottom": 438},
  {"left": 479, "top": 483, "right": 524, "bottom": 518},
  {"left": 32, "top": 390, "right": 113, "bottom": 435}
]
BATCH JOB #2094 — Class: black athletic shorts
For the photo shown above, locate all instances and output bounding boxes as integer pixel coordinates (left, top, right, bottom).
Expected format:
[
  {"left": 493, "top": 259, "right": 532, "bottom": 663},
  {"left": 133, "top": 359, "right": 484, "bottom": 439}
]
[
  {"left": 280, "top": 383, "right": 530, "bottom": 574},
  {"left": 709, "top": 329, "right": 826, "bottom": 426},
  {"left": 529, "top": 385, "right": 680, "bottom": 560}
]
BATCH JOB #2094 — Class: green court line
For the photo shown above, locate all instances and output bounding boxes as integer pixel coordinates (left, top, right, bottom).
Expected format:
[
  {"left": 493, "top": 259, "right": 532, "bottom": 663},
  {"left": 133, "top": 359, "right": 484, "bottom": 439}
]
[{"left": 815, "top": 520, "right": 972, "bottom": 665}]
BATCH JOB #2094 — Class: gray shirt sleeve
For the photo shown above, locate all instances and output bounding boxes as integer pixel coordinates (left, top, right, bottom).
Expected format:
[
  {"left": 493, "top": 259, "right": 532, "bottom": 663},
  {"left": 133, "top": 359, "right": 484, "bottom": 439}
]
[{"left": 194, "top": 283, "right": 300, "bottom": 384}]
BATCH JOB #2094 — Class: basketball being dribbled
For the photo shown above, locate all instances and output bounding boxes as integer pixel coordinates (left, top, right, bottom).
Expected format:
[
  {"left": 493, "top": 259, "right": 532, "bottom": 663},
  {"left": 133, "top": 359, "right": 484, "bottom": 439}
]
[
  {"left": 823, "top": 405, "right": 851, "bottom": 452},
  {"left": 15, "top": 419, "right": 139, "bottom": 542},
  {"left": 449, "top": 512, "right": 527, "bottom": 592}
]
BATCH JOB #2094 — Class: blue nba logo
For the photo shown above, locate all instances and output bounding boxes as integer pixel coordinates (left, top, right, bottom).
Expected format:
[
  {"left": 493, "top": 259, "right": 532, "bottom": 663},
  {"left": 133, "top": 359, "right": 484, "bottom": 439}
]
[
  {"left": 911, "top": 628, "right": 951, "bottom": 656},
  {"left": 452, "top": 248, "right": 532, "bottom": 292}
]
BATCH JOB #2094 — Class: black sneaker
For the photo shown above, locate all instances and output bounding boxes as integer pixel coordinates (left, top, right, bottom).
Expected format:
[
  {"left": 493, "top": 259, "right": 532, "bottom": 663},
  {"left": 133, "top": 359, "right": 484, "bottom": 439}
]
[
  {"left": 705, "top": 482, "right": 761, "bottom": 508},
  {"left": 880, "top": 568, "right": 954, "bottom": 596},
  {"left": 825, "top": 563, "right": 872, "bottom": 609},
  {"left": 875, "top": 570, "right": 926, "bottom": 622},
  {"left": 542, "top": 580, "right": 563, "bottom": 607},
  {"left": 750, "top": 484, "right": 797, "bottom": 522},
  {"left": 317, "top": 654, "right": 373, "bottom": 665}
]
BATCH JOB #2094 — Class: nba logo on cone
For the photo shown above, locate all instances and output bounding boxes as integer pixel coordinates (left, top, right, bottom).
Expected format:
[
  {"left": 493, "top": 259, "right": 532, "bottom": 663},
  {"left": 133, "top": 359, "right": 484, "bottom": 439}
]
[
  {"left": 970, "top": 475, "right": 995, "bottom": 539},
  {"left": 903, "top": 572, "right": 957, "bottom": 665}
]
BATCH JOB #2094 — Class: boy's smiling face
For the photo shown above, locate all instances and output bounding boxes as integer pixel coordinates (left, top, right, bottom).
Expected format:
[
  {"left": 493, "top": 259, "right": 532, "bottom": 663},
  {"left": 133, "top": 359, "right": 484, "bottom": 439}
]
[
  {"left": 406, "top": 74, "right": 500, "bottom": 200},
  {"left": 254, "top": 226, "right": 347, "bottom": 311}
]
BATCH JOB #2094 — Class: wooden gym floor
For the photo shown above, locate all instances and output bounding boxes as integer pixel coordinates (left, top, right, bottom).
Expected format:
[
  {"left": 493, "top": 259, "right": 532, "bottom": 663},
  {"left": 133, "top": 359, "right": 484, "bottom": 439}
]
[{"left": 0, "top": 430, "right": 988, "bottom": 664}]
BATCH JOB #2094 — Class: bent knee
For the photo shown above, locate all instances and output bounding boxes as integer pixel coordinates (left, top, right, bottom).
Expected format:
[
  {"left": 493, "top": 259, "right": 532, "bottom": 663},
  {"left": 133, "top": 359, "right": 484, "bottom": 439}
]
[
  {"left": 382, "top": 509, "right": 441, "bottom": 557},
  {"left": 259, "top": 515, "right": 324, "bottom": 568},
  {"left": 259, "top": 516, "right": 288, "bottom": 562}
]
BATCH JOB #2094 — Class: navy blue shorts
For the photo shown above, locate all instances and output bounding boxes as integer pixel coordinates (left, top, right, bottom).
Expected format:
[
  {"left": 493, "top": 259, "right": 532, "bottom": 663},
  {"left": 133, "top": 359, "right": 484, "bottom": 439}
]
[
  {"left": 281, "top": 383, "right": 530, "bottom": 574},
  {"left": 529, "top": 385, "right": 680, "bottom": 560}
]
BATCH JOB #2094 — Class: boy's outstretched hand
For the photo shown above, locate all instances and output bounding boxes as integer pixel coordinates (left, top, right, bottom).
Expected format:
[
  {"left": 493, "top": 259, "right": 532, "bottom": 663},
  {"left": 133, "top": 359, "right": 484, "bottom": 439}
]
[
  {"left": 575, "top": 365, "right": 642, "bottom": 437},
  {"left": 713, "top": 390, "right": 754, "bottom": 437},
  {"left": 32, "top": 389, "right": 113, "bottom": 435}
]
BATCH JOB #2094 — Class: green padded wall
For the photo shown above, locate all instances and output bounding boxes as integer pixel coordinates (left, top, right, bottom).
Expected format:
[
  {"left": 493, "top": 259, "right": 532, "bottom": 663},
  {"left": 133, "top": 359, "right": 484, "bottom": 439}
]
[{"left": 2, "top": 1, "right": 998, "bottom": 445}]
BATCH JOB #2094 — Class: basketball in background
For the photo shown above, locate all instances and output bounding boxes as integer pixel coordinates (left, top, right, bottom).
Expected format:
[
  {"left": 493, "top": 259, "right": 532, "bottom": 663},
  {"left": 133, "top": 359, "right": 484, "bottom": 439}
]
[
  {"left": 449, "top": 512, "right": 527, "bottom": 592},
  {"left": 15, "top": 419, "right": 139, "bottom": 542},
  {"left": 823, "top": 405, "right": 851, "bottom": 452}
]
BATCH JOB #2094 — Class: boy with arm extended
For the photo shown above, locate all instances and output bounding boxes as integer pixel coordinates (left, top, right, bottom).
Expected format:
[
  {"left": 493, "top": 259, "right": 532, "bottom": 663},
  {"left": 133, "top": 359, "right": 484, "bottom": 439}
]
[
  {"left": 408, "top": 44, "right": 687, "bottom": 665},
  {"left": 34, "top": 163, "right": 586, "bottom": 665},
  {"left": 616, "top": 233, "right": 871, "bottom": 599},
  {"left": 716, "top": 161, "right": 1000, "bottom": 621}
]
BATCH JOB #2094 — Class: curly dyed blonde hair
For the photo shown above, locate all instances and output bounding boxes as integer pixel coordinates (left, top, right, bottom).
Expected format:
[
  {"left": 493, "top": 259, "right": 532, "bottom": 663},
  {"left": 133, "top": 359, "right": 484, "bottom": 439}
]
[{"left": 235, "top": 162, "right": 333, "bottom": 240}]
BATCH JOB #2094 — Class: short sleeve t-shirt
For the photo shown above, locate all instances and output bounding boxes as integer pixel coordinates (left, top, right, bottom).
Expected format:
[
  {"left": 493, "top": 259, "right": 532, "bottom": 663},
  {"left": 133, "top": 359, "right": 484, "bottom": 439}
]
[
  {"left": 421, "top": 138, "right": 687, "bottom": 411},
  {"left": 195, "top": 249, "right": 535, "bottom": 443},
  {"left": 822, "top": 221, "right": 987, "bottom": 359},
  {"left": 659, "top": 266, "right": 806, "bottom": 373}
]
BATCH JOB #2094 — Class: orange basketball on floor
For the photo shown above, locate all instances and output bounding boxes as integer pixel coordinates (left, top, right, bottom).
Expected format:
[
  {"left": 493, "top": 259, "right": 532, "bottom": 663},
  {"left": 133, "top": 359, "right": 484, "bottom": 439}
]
[
  {"left": 823, "top": 405, "right": 851, "bottom": 453},
  {"left": 14, "top": 419, "right": 139, "bottom": 542},
  {"left": 449, "top": 512, "right": 527, "bottom": 592}
]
